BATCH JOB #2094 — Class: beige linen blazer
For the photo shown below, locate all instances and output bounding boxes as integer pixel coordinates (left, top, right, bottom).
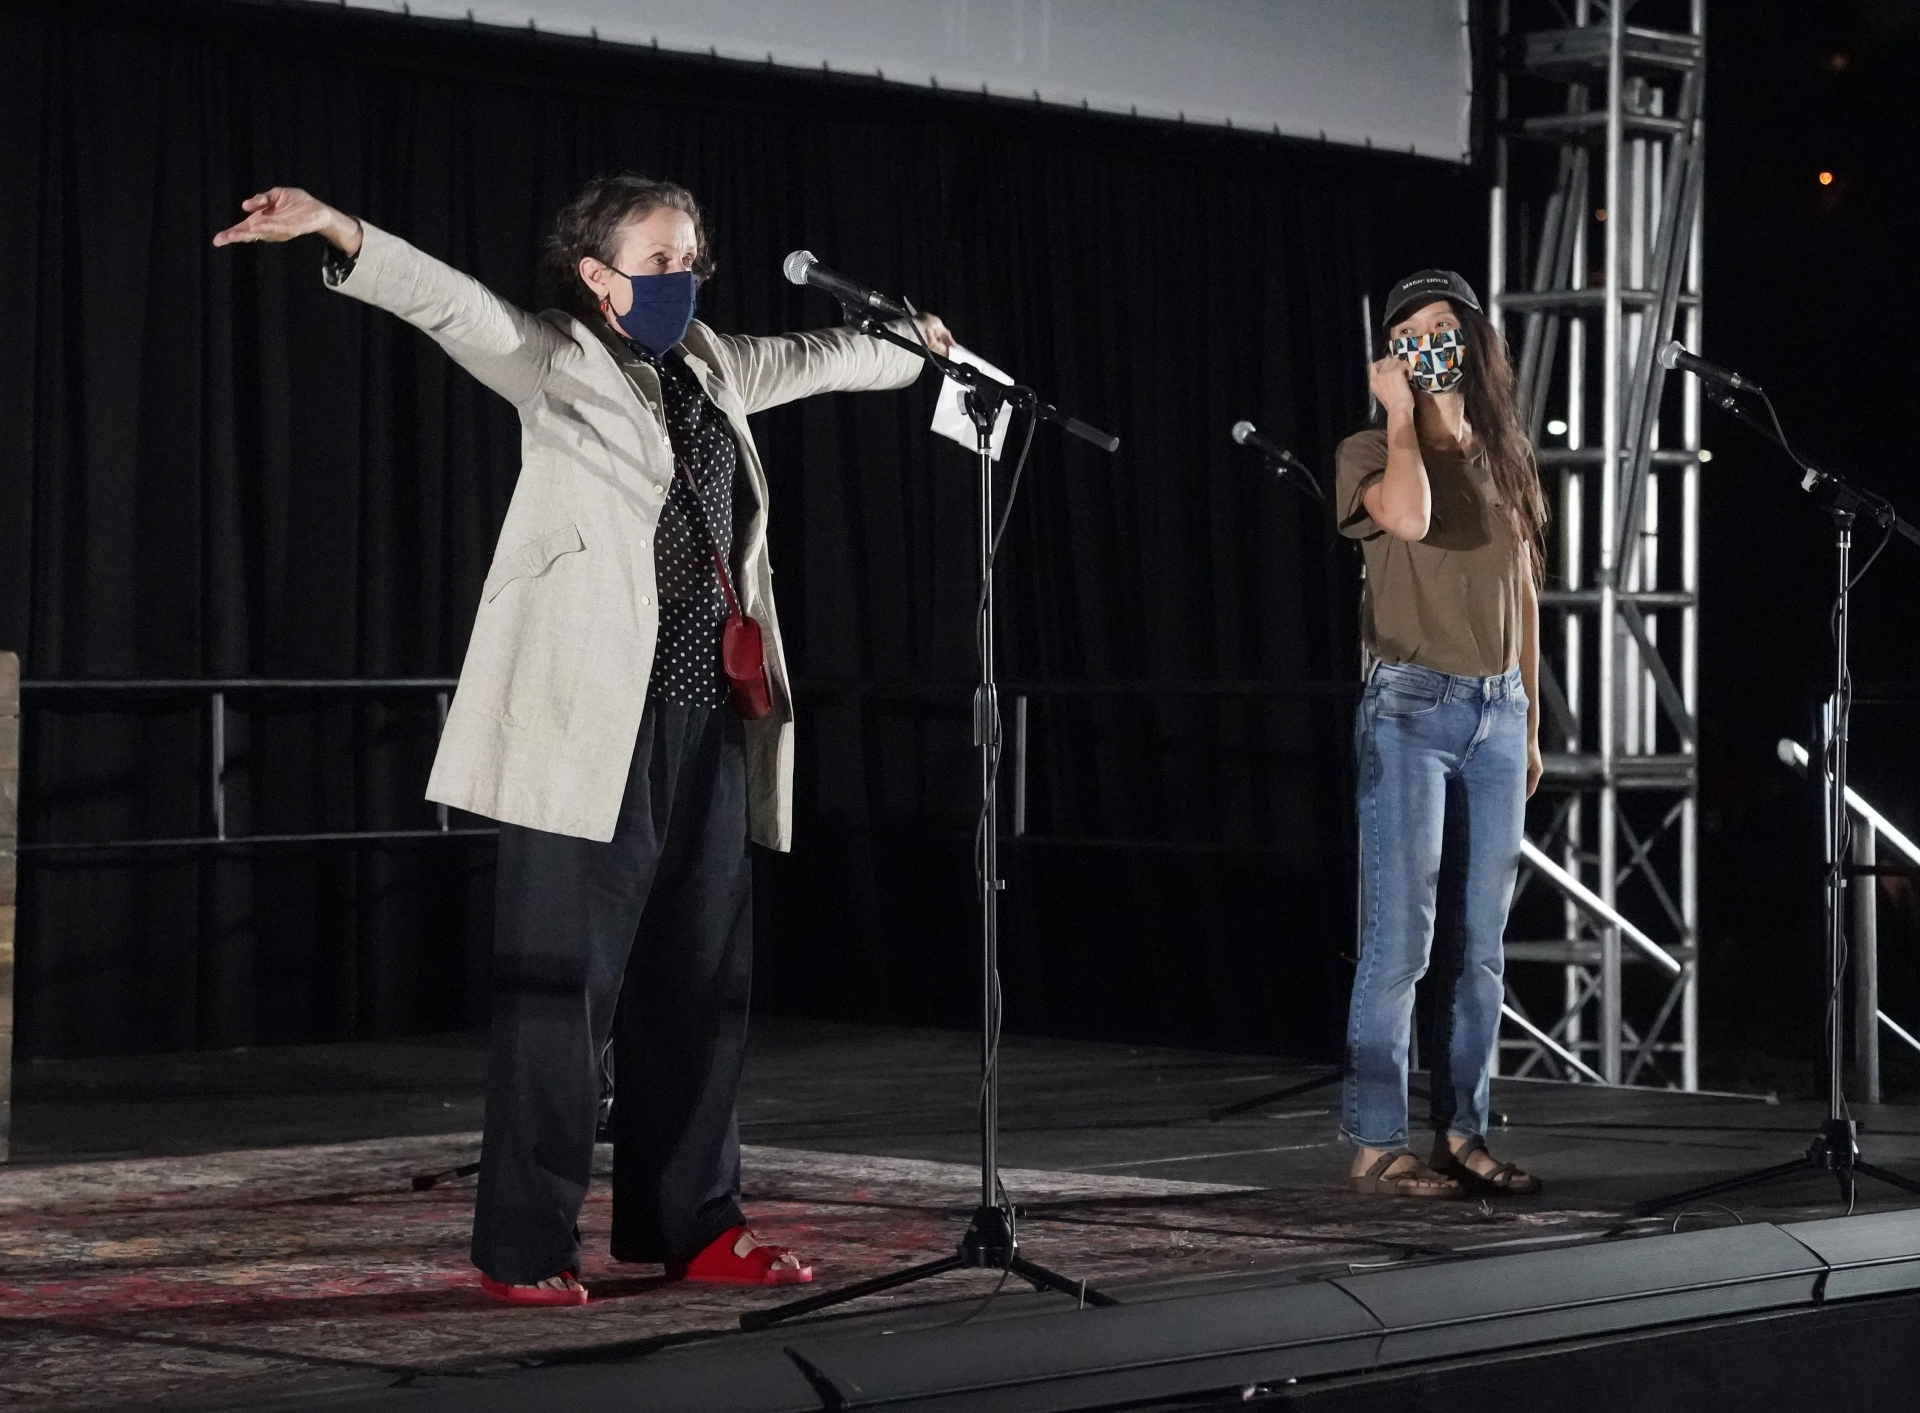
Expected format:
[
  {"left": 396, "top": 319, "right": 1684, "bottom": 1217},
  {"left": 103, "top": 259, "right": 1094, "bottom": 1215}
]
[{"left": 326, "top": 221, "right": 924, "bottom": 846}]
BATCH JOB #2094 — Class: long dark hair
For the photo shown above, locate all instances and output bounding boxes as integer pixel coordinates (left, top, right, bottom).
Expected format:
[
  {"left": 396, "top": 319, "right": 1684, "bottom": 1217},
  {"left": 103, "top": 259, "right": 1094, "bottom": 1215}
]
[
  {"left": 1383, "top": 299, "right": 1548, "bottom": 581},
  {"left": 540, "top": 173, "right": 714, "bottom": 320}
]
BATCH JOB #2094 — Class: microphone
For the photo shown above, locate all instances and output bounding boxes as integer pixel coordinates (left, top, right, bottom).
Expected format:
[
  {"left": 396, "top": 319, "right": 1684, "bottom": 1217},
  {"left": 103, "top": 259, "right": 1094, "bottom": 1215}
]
[
  {"left": 1232, "top": 420, "right": 1294, "bottom": 463},
  {"left": 1658, "top": 340, "right": 1763, "bottom": 394},
  {"left": 1231, "top": 421, "right": 1324, "bottom": 502},
  {"left": 782, "top": 250, "right": 912, "bottom": 319}
]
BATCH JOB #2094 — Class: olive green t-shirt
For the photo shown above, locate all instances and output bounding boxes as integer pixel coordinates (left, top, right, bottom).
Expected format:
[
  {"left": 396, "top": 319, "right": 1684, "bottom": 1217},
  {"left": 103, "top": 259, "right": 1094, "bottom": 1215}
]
[{"left": 1334, "top": 426, "right": 1525, "bottom": 679}]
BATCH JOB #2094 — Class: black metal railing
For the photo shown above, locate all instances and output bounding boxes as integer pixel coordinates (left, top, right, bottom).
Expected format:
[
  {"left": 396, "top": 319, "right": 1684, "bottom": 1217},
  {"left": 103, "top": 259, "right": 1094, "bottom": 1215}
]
[
  {"left": 16, "top": 675, "right": 1359, "bottom": 857},
  {"left": 17, "top": 678, "right": 490, "bottom": 854}
]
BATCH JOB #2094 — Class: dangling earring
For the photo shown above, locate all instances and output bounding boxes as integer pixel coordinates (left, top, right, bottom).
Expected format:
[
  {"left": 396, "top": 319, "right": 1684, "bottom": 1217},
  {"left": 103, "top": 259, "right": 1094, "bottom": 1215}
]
[{"left": 598, "top": 294, "right": 611, "bottom": 313}]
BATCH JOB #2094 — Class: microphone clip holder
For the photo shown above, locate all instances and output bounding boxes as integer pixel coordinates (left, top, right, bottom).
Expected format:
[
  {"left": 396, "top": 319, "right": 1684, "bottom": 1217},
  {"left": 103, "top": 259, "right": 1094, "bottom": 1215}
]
[{"left": 1249, "top": 446, "right": 1325, "bottom": 504}]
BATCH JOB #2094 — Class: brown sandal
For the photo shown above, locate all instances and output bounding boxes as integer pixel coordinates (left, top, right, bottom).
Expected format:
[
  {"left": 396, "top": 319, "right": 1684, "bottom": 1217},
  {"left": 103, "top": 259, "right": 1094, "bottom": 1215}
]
[
  {"left": 1346, "top": 1149, "right": 1463, "bottom": 1198},
  {"left": 1429, "top": 1135, "right": 1543, "bottom": 1196}
]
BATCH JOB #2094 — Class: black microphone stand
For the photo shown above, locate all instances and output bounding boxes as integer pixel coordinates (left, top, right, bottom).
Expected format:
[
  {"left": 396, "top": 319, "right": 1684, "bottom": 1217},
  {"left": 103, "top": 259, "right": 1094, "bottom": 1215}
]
[
  {"left": 1636, "top": 381, "right": 1920, "bottom": 1216},
  {"left": 1205, "top": 435, "right": 1344, "bottom": 1120},
  {"left": 742, "top": 308, "right": 1119, "bottom": 1331}
]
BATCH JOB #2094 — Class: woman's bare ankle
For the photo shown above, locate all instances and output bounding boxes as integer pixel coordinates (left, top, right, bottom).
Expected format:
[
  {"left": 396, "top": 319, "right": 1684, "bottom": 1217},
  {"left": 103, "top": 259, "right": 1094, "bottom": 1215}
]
[{"left": 1350, "top": 1143, "right": 1397, "bottom": 1175}]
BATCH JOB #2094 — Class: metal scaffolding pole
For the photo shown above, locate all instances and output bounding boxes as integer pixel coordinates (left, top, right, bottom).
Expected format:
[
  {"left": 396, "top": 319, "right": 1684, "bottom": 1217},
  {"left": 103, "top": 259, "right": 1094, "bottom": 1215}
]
[{"left": 1491, "top": 0, "right": 1704, "bottom": 1090}]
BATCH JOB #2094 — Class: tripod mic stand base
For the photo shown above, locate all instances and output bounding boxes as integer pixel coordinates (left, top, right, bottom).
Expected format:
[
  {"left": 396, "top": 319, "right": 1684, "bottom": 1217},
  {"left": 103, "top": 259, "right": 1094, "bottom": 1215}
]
[
  {"left": 738, "top": 1205, "right": 1117, "bottom": 1332},
  {"left": 1634, "top": 1118, "right": 1920, "bottom": 1216}
]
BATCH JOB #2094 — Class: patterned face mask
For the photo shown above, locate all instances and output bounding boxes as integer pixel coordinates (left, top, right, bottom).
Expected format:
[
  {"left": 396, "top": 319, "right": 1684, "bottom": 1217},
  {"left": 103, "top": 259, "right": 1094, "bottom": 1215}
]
[{"left": 1388, "top": 327, "right": 1468, "bottom": 394}]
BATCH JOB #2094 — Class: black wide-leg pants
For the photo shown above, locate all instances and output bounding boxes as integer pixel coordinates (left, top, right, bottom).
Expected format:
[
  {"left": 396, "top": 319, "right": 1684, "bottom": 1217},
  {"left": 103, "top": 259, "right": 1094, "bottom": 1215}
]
[{"left": 470, "top": 700, "right": 752, "bottom": 1285}]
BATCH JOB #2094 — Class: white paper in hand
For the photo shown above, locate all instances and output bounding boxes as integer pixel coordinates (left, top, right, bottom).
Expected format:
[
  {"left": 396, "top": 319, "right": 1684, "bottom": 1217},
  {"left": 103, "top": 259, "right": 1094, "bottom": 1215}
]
[{"left": 930, "top": 343, "right": 1015, "bottom": 460}]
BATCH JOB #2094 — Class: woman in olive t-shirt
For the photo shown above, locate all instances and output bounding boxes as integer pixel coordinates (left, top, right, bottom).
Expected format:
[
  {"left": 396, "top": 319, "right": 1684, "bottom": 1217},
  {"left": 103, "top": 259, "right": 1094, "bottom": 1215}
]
[{"left": 1332, "top": 269, "right": 1548, "bottom": 1199}]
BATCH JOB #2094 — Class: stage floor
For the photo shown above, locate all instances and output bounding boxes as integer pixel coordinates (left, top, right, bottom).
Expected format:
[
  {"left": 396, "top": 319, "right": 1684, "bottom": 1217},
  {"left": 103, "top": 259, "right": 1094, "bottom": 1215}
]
[{"left": 5, "top": 1019, "right": 1920, "bottom": 1411}]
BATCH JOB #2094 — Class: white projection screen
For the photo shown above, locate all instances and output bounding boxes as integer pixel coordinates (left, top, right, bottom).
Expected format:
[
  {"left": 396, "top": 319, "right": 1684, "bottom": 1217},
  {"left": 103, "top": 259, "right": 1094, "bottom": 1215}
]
[{"left": 335, "top": 0, "right": 1475, "bottom": 161}]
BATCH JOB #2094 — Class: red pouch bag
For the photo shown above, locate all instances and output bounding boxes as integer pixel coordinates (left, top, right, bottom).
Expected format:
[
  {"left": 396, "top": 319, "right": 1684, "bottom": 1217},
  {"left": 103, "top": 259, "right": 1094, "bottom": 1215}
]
[
  {"left": 712, "top": 548, "right": 773, "bottom": 721},
  {"left": 674, "top": 461, "right": 774, "bottom": 721}
]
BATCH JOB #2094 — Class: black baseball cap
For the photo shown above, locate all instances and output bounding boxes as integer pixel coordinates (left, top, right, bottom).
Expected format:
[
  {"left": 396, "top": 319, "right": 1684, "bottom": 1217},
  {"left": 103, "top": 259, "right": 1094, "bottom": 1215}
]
[{"left": 1382, "top": 269, "right": 1482, "bottom": 329}]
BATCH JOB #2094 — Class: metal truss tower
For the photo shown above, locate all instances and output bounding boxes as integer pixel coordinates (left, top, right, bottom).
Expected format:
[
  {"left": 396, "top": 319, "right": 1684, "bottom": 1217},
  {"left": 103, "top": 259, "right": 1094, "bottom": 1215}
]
[{"left": 1488, "top": 0, "right": 1705, "bottom": 1089}]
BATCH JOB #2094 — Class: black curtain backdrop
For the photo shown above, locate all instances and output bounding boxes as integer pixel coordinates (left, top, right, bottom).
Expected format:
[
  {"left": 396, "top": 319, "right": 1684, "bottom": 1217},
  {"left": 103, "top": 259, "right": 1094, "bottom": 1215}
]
[{"left": 0, "top": 0, "right": 1488, "bottom": 1062}]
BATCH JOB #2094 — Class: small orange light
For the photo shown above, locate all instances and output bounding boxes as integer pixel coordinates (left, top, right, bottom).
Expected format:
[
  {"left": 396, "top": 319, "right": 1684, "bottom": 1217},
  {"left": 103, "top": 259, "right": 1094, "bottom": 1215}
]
[
  {"left": 1818, "top": 170, "right": 1835, "bottom": 186},
  {"left": 1595, "top": 208, "right": 1608, "bottom": 222}
]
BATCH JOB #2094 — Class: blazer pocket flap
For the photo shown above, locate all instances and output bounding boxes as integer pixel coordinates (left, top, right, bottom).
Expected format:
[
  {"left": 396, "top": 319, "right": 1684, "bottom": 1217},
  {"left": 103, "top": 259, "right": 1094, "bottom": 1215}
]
[{"left": 484, "top": 524, "right": 584, "bottom": 601}]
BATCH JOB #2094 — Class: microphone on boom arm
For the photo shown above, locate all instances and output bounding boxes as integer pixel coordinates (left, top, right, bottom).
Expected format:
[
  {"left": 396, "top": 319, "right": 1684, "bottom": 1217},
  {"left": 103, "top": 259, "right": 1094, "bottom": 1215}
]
[
  {"left": 1658, "top": 340, "right": 1763, "bottom": 395},
  {"left": 782, "top": 250, "right": 913, "bottom": 319},
  {"left": 785, "top": 250, "right": 1120, "bottom": 454},
  {"left": 1232, "top": 420, "right": 1324, "bottom": 502}
]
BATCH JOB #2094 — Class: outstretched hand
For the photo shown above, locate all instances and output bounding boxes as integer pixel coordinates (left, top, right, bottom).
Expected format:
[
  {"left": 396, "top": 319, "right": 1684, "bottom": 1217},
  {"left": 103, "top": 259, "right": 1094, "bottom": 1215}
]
[
  {"left": 213, "top": 187, "right": 362, "bottom": 256},
  {"left": 916, "top": 312, "right": 954, "bottom": 357}
]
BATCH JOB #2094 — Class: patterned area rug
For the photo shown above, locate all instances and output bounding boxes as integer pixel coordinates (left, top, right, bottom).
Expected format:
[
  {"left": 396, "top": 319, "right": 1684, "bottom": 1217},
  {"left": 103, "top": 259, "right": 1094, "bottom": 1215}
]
[{"left": 0, "top": 1135, "right": 1621, "bottom": 1410}]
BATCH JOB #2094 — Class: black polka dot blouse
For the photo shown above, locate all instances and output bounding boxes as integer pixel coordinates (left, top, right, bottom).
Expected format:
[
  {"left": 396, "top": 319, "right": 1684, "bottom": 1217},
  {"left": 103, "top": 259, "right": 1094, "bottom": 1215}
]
[{"left": 628, "top": 340, "right": 736, "bottom": 710}]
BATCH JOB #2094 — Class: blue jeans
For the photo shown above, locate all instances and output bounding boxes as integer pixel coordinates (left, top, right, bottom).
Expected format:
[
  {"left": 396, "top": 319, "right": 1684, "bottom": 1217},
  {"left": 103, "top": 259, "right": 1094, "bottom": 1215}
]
[{"left": 1343, "top": 661, "right": 1528, "bottom": 1150}]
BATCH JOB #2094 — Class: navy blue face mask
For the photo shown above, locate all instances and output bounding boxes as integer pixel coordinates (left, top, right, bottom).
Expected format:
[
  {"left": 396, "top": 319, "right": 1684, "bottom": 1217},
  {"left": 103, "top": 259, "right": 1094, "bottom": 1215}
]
[{"left": 611, "top": 269, "right": 698, "bottom": 355}]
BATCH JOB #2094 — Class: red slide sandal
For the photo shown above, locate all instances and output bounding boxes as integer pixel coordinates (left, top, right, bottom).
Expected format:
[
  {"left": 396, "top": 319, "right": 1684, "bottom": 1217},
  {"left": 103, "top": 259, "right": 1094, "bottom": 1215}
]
[
  {"left": 479, "top": 1271, "right": 589, "bottom": 1306},
  {"left": 671, "top": 1226, "right": 813, "bottom": 1286}
]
